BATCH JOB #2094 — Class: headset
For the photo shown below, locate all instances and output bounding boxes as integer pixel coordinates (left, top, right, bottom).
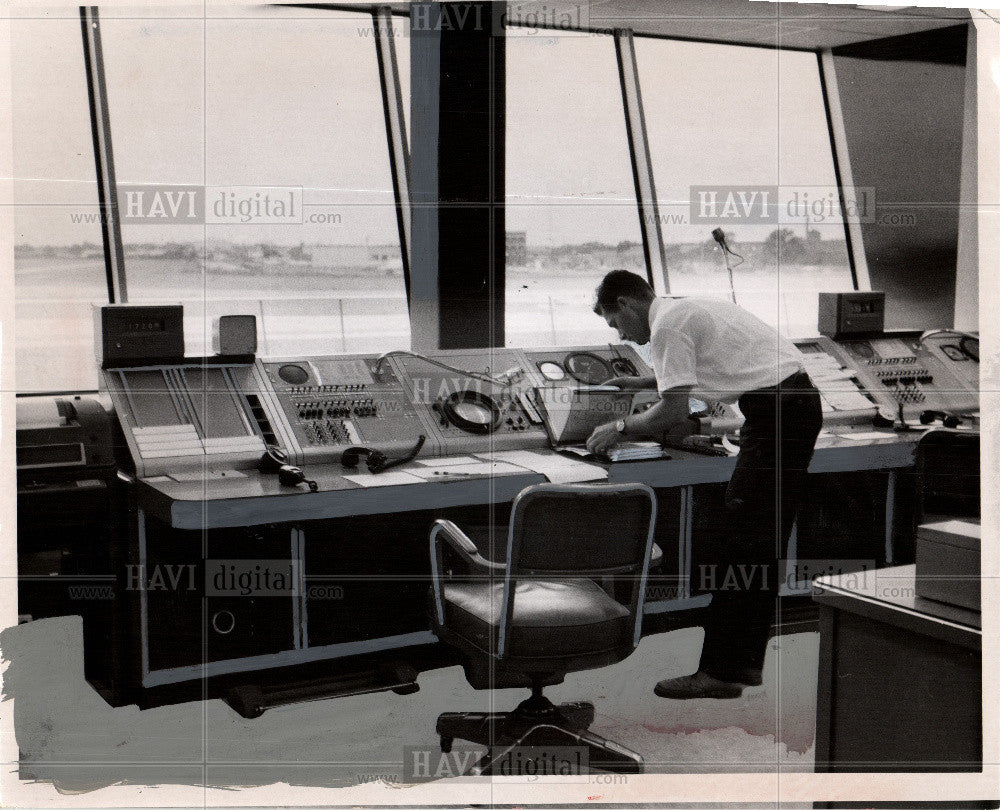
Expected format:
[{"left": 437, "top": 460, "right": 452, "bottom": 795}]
[{"left": 258, "top": 446, "right": 318, "bottom": 492}]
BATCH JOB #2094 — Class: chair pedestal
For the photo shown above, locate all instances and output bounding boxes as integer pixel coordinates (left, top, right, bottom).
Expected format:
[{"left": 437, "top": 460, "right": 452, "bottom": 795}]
[{"left": 436, "top": 693, "right": 643, "bottom": 775}]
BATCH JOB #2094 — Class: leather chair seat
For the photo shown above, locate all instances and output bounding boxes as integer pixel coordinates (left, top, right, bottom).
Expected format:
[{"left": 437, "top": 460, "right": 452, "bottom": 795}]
[{"left": 442, "top": 578, "right": 631, "bottom": 657}]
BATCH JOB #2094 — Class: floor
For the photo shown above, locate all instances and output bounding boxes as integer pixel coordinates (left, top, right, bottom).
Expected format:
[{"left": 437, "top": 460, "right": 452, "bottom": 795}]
[{"left": 2, "top": 614, "right": 819, "bottom": 797}]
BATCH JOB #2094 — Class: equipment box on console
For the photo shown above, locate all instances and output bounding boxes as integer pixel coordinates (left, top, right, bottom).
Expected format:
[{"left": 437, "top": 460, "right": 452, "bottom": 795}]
[{"left": 915, "top": 519, "right": 980, "bottom": 612}]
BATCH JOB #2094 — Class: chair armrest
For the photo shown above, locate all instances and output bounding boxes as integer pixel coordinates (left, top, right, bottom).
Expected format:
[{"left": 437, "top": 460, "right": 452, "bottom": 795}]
[
  {"left": 431, "top": 520, "right": 506, "bottom": 572},
  {"left": 429, "top": 519, "right": 506, "bottom": 625}
]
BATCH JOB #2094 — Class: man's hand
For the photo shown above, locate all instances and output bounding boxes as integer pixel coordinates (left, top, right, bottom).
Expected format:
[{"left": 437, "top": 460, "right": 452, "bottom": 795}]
[
  {"left": 603, "top": 375, "right": 656, "bottom": 391},
  {"left": 586, "top": 421, "right": 622, "bottom": 456}
]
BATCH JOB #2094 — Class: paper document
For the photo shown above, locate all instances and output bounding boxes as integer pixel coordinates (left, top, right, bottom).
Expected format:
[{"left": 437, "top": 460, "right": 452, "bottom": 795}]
[
  {"left": 343, "top": 470, "right": 426, "bottom": 487},
  {"left": 414, "top": 455, "right": 481, "bottom": 467},
  {"left": 820, "top": 389, "right": 876, "bottom": 412},
  {"left": 832, "top": 431, "right": 899, "bottom": 441},
  {"left": 475, "top": 450, "right": 608, "bottom": 484},
  {"left": 407, "top": 460, "right": 529, "bottom": 479}
]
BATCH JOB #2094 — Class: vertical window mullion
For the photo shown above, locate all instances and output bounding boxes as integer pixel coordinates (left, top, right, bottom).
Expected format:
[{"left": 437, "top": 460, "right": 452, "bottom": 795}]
[
  {"left": 80, "top": 6, "right": 127, "bottom": 303},
  {"left": 818, "top": 48, "right": 872, "bottom": 292},
  {"left": 615, "top": 28, "right": 670, "bottom": 295},
  {"left": 374, "top": 7, "right": 412, "bottom": 305}
]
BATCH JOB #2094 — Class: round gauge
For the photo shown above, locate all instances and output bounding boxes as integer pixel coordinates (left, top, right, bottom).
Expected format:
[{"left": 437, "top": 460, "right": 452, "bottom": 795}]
[
  {"left": 564, "top": 352, "right": 612, "bottom": 385},
  {"left": 278, "top": 364, "right": 309, "bottom": 385},
  {"left": 960, "top": 336, "right": 979, "bottom": 362},
  {"left": 851, "top": 342, "right": 875, "bottom": 360},
  {"left": 441, "top": 391, "right": 502, "bottom": 434},
  {"left": 689, "top": 398, "right": 709, "bottom": 417},
  {"left": 537, "top": 361, "right": 566, "bottom": 381},
  {"left": 610, "top": 357, "right": 637, "bottom": 377}
]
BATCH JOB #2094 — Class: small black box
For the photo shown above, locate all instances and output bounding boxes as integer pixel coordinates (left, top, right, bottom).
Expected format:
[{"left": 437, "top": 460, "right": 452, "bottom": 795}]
[
  {"left": 818, "top": 291, "right": 885, "bottom": 339},
  {"left": 214, "top": 314, "right": 257, "bottom": 356},
  {"left": 96, "top": 304, "right": 184, "bottom": 367}
]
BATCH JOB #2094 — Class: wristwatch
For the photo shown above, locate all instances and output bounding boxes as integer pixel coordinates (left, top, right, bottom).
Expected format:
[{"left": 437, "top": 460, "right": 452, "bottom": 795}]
[{"left": 615, "top": 418, "right": 628, "bottom": 435}]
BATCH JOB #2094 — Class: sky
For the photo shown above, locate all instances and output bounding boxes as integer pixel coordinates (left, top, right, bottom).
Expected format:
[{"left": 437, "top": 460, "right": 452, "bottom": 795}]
[{"left": 12, "top": 5, "right": 848, "bottom": 248}]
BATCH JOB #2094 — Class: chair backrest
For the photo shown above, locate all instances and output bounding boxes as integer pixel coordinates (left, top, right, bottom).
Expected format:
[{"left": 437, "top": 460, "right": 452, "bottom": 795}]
[
  {"left": 507, "top": 483, "right": 656, "bottom": 576},
  {"left": 498, "top": 482, "right": 657, "bottom": 657}
]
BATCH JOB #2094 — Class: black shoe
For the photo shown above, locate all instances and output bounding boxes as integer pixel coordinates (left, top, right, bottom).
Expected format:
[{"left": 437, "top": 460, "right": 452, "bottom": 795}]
[{"left": 653, "top": 671, "right": 744, "bottom": 700}]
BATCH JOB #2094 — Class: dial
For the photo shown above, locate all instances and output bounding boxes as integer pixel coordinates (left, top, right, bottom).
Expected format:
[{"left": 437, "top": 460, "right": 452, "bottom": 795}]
[
  {"left": 278, "top": 364, "right": 309, "bottom": 385},
  {"left": 564, "top": 352, "right": 612, "bottom": 385},
  {"left": 537, "top": 361, "right": 566, "bottom": 381},
  {"left": 610, "top": 357, "right": 637, "bottom": 377}
]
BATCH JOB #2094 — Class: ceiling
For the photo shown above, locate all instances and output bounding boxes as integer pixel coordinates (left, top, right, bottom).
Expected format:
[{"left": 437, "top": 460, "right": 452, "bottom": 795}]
[{"left": 506, "top": 0, "right": 969, "bottom": 50}]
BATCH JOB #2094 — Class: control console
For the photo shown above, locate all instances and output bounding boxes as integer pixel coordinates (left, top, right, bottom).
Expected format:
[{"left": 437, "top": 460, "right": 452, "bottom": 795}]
[
  {"left": 382, "top": 348, "right": 548, "bottom": 456},
  {"left": 262, "top": 355, "right": 434, "bottom": 465},
  {"left": 826, "top": 334, "right": 977, "bottom": 417}
]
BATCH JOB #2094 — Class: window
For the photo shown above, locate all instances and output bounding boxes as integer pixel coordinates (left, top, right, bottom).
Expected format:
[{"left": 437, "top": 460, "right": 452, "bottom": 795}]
[
  {"left": 100, "top": 7, "right": 409, "bottom": 357},
  {"left": 635, "top": 39, "right": 854, "bottom": 337},
  {"left": 12, "top": 16, "right": 108, "bottom": 393},
  {"left": 505, "top": 31, "right": 645, "bottom": 347}
]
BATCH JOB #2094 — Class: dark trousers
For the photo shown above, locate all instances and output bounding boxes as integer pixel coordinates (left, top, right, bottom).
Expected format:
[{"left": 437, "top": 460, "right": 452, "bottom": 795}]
[{"left": 698, "top": 370, "right": 823, "bottom": 681}]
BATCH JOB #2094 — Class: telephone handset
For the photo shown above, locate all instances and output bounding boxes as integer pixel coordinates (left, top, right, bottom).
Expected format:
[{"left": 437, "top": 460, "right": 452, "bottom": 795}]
[
  {"left": 258, "top": 446, "right": 318, "bottom": 492},
  {"left": 341, "top": 434, "right": 426, "bottom": 474}
]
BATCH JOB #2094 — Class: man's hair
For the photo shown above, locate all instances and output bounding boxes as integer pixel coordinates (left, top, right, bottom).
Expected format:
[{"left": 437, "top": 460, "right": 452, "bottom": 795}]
[{"left": 593, "top": 270, "right": 655, "bottom": 315}]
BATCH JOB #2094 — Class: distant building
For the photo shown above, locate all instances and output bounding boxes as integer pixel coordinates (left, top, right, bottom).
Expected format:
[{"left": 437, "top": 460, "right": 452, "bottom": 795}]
[{"left": 506, "top": 231, "right": 527, "bottom": 265}]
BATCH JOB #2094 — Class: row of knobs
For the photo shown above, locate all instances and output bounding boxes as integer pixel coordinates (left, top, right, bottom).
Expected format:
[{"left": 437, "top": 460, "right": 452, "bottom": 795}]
[
  {"left": 289, "top": 384, "right": 368, "bottom": 394},
  {"left": 297, "top": 399, "right": 377, "bottom": 420}
]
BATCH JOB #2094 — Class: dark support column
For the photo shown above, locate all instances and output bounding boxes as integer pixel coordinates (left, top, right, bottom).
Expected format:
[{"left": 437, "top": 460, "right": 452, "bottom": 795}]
[
  {"left": 410, "top": 2, "right": 505, "bottom": 351},
  {"left": 831, "top": 24, "right": 968, "bottom": 329}
]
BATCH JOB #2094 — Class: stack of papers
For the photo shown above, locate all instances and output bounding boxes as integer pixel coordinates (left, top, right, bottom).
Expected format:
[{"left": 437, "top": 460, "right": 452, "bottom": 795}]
[
  {"left": 606, "top": 441, "right": 665, "bottom": 462},
  {"left": 560, "top": 441, "right": 667, "bottom": 463}
]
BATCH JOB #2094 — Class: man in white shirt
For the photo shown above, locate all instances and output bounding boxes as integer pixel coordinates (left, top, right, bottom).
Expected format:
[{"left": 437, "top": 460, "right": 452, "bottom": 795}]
[{"left": 587, "top": 270, "right": 823, "bottom": 699}]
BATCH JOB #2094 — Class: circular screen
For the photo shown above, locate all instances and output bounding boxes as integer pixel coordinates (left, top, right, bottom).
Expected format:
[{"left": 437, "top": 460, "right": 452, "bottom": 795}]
[
  {"left": 537, "top": 361, "right": 566, "bottom": 381},
  {"left": 278, "top": 364, "right": 309, "bottom": 385},
  {"left": 564, "top": 352, "right": 612, "bottom": 385},
  {"left": 452, "top": 400, "right": 494, "bottom": 426},
  {"left": 442, "top": 391, "right": 502, "bottom": 434}
]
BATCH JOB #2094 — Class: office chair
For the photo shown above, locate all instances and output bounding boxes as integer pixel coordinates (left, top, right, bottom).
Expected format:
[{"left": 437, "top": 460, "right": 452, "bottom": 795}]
[{"left": 428, "top": 482, "right": 658, "bottom": 775}]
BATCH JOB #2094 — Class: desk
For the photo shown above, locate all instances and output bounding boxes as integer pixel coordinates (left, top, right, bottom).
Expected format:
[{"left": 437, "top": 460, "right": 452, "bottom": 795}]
[
  {"left": 813, "top": 565, "right": 982, "bottom": 773},
  {"left": 119, "top": 433, "right": 921, "bottom": 703},
  {"left": 138, "top": 436, "right": 919, "bottom": 529}
]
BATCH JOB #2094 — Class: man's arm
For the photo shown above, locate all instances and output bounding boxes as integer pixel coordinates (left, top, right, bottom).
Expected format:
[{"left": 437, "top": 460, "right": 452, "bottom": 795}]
[
  {"left": 604, "top": 374, "right": 657, "bottom": 391},
  {"left": 586, "top": 385, "right": 693, "bottom": 455}
]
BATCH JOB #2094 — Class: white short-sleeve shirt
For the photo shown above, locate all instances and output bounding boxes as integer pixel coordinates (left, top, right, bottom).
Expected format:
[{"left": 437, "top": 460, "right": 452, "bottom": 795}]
[{"left": 648, "top": 297, "right": 804, "bottom": 403}]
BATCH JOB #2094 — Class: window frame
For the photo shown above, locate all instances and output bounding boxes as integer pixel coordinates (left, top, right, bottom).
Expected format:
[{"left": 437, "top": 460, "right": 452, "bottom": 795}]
[
  {"left": 41, "top": 9, "right": 863, "bottom": 395},
  {"left": 505, "top": 19, "right": 864, "bottom": 301}
]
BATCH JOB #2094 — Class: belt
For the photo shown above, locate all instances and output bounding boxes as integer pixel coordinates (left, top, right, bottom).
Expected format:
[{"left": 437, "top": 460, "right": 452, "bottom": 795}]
[{"left": 745, "top": 369, "right": 812, "bottom": 395}]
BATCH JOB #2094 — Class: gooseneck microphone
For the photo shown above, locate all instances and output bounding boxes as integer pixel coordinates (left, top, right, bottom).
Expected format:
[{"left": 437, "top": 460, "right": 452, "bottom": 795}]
[{"left": 711, "top": 229, "right": 743, "bottom": 304}]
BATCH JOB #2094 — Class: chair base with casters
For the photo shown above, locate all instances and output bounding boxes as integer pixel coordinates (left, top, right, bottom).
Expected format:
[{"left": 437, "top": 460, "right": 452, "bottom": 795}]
[
  {"left": 436, "top": 682, "right": 643, "bottom": 775},
  {"left": 428, "top": 483, "right": 660, "bottom": 777}
]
